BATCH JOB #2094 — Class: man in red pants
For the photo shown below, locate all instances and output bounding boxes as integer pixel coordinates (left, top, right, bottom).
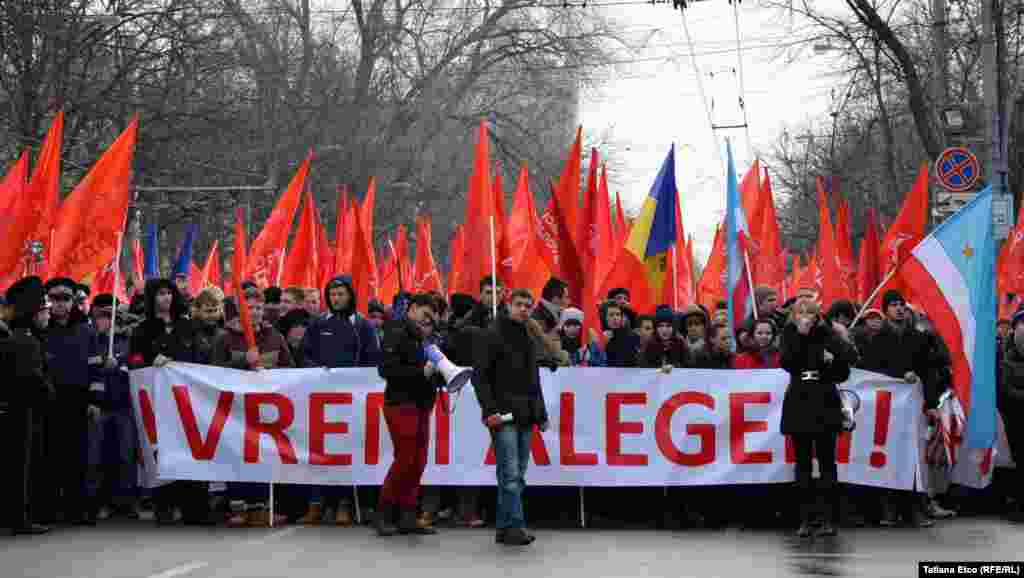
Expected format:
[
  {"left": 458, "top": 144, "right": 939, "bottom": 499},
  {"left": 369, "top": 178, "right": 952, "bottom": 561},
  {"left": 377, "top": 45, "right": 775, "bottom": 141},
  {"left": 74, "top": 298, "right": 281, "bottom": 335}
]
[{"left": 376, "top": 293, "right": 441, "bottom": 536}]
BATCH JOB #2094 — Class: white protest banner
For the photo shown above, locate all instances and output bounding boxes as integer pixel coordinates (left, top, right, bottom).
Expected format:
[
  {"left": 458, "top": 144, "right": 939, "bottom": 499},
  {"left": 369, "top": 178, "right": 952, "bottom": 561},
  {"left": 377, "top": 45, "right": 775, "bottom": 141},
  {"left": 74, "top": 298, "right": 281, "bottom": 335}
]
[
  {"left": 129, "top": 375, "right": 170, "bottom": 488},
  {"left": 130, "top": 364, "right": 924, "bottom": 490}
]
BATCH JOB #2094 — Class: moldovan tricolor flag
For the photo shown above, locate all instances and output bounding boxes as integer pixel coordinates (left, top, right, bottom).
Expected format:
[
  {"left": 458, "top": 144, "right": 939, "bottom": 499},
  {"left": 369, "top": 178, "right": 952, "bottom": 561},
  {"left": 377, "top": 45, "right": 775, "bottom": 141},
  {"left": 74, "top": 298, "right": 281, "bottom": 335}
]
[
  {"left": 725, "top": 142, "right": 753, "bottom": 331},
  {"left": 902, "top": 185, "right": 997, "bottom": 485}
]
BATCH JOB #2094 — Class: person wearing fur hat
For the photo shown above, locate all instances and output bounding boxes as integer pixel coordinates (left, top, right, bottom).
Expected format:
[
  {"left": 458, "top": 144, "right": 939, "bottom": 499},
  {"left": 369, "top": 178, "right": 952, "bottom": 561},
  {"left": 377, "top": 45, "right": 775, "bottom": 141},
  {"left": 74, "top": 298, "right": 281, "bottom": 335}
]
[
  {"left": 559, "top": 307, "right": 606, "bottom": 367},
  {"left": 855, "top": 289, "right": 937, "bottom": 527},
  {"left": 1, "top": 276, "right": 55, "bottom": 535},
  {"left": 37, "top": 276, "right": 106, "bottom": 526},
  {"left": 90, "top": 294, "right": 140, "bottom": 520},
  {"left": 639, "top": 306, "right": 690, "bottom": 371},
  {"left": 128, "top": 278, "right": 210, "bottom": 526}
]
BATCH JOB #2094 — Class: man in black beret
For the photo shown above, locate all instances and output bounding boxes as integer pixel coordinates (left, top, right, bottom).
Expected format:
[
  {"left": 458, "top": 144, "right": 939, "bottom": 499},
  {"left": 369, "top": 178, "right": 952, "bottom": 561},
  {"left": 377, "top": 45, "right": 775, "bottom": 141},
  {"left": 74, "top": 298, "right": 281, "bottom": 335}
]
[{"left": 1, "top": 277, "right": 55, "bottom": 535}]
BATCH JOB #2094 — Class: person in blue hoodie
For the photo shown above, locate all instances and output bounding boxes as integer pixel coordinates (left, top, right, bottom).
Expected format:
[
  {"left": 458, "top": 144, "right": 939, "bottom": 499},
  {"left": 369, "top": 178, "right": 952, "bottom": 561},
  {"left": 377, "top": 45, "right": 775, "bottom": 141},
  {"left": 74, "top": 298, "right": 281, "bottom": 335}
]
[
  {"left": 39, "top": 277, "right": 106, "bottom": 525},
  {"left": 90, "top": 294, "right": 139, "bottom": 520},
  {"left": 297, "top": 274, "right": 381, "bottom": 526}
]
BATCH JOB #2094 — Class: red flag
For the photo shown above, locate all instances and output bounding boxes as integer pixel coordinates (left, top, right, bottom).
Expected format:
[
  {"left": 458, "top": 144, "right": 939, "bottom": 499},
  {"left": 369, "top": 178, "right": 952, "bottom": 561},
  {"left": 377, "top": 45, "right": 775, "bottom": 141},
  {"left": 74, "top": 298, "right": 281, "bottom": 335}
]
[
  {"left": 577, "top": 149, "right": 604, "bottom": 334},
  {"left": 815, "top": 177, "right": 840, "bottom": 307},
  {"left": 394, "top": 224, "right": 413, "bottom": 291},
  {"left": 447, "top": 225, "right": 465, "bottom": 300},
  {"left": 739, "top": 159, "right": 763, "bottom": 239},
  {"left": 413, "top": 215, "right": 442, "bottom": 294},
  {"left": 505, "top": 164, "right": 550, "bottom": 301},
  {"left": 0, "top": 113, "right": 63, "bottom": 278},
  {"left": 189, "top": 262, "right": 203, "bottom": 297},
  {"left": 0, "top": 151, "right": 28, "bottom": 216},
  {"left": 834, "top": 198, "right": 856, "bottom": 300},
  {"left": 754, "top": 172, "right": 785, "bottom": 295},
  {"left": 696, "top": 223, "right": 726, "bottom": 311},
  {"left": 92, "top": 256, "right": 129, "bottom": 305},
  {"left": 351, "top": 189, "right": 378, "bottom": 312},
  {"left": 878, "top": 163, "right": 929, "bottom": 299},
  {"left": 232, "top": 208, "right": 257, "bottom": 349},
  {"left": 1000, "top": 207, "right": 1024, "bottom": 295},
  {"left": 493, "top": 163, "right": 509, "bottom": 275},
  {"left": 549, "top": 180, "right": 584, "bottom": 306},
  {"left": 281, "top": 189, "right": 320, "bottom": 289},
  {"left": 334, "top": 186, "right": 351, "bottom": 276},
  {"left": 246, "top": 152, "right": 312, "bottom": 287},
  {"left": 378, "top": 237, "right": 399, "bottom": 306},
  {"left": 686, "top": 235, "right": 696, "bottom": 293},
  {"left": 857, "top": 209, "right": 882, "bottom": 304},
  {"left": 50, "top": 117, "right": 137, "bottom": 281},
  {"left": 314, "top": 201, "right": 332, "bottom": 293},
  {"left": 662, "top": 189, "right": 694, "bottom": 308},
  {"left": 360, "top": 176, "right": 377, "bottom": 248},
  {"left": 798, "top": 251, "right": 821, "bottom": 297},
  {"left": 201, "top": 240, "right": 221, "bottom": 289},
  {"left": 460, "top": 120, "right": 495, "bottom": 294},
  {"left": 556, "top": 127, "right": 583, "bottom": 246},
  {"left": 26, "top": 111, "right": 64, "bottom": 277},
  {"left": 614, "top": 191, "right": 628, "bottom": 249}
]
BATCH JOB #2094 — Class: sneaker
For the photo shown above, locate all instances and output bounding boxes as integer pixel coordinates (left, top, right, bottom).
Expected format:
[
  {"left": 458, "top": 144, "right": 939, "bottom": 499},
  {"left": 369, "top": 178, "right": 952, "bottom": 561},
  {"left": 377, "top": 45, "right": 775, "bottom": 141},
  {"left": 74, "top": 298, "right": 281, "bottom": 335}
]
[{"left": 96, "top": 507, "right": 113, "bottom": 521}]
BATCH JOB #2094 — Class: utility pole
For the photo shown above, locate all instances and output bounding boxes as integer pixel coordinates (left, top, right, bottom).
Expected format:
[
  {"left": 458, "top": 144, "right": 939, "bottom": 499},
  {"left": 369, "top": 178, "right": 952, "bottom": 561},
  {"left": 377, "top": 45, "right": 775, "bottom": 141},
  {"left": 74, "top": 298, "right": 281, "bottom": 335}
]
[
  {"left": 930, "top": 0, "right": 947, "bottom": 230},
  {"left": 982, "top": 0, "right": 999, "bottom": 194}
]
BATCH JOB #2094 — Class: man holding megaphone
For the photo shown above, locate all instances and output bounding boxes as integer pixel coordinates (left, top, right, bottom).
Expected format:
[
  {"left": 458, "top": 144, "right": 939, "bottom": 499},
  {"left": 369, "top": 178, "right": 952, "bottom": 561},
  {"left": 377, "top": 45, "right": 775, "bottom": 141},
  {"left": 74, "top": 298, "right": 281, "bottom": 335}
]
[{"left": 375, "top": 293, "right": 443, "bottom": 537}]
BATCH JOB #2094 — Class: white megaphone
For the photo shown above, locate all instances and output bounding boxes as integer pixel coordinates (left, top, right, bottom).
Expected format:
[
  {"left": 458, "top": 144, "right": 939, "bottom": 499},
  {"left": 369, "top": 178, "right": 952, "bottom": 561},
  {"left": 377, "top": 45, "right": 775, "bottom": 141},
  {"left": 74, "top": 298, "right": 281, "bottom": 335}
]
[{"left": 424, "top": 344, "right": 472, "bottom": 413}]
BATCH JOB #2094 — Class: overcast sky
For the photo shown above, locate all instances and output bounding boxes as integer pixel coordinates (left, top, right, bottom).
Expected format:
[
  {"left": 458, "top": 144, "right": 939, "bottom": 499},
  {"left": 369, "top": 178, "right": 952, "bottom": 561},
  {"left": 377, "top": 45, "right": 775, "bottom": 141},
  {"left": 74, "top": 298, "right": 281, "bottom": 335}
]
[{"left": 579, "top": 0, "right": 841, "bottom": 262}]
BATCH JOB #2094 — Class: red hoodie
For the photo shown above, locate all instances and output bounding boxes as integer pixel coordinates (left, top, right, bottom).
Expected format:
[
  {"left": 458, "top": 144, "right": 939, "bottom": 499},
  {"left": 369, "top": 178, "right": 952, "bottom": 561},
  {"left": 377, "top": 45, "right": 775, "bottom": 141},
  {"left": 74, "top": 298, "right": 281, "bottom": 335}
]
[{"left": 733, "top": 348, "right": 780, "bottom": 369}]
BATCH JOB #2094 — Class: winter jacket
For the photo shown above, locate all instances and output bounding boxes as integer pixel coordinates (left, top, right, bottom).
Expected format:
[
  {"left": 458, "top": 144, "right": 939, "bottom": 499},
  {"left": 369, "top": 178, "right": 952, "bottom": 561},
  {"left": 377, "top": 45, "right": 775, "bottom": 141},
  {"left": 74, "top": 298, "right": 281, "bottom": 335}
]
[
  {"left": 45, "top": 315, "right": 104, "bottom": 406},
  {"left": 694, "top": 348, "right": 734, "bottom": 369},
  {"left": 128, "top": 280, "right": 196, "bottom": 368},
  {"left": 473, "top": 315, "right": 549, "bottom": 427},
  {"left": 95, "top": 331, "right": 132, "bottom": 410},
  {"left": 192, "top": 320, "right": 226, "bottom": 366},
  {"left": 856, "top": 320, "right": 938, "bottom": 408},
  {"left": 378, "top": 318, "right": 441, "bottom": 410},
  {"left": 561, "top": 334, "right": 607, "bottom": 367},
  {"left": 639, "top": 336, "right": 691, "bottom": 368},
  {"left": 0, "top": 319, "right": 54, "bottom": 409},
  {"left": 213, "top": 325, "right": 294, "bottom": 369},
  {"left": 301, "top": 276, "right": 380, "bottom": 368},
  {"left": 604, "top": 328, "right": 642, "bottom": 368},
  {"left": 733, "top": 348, "right": 781, "bottom": 369},
  {"left": 1001, "top": 341, "right": 1024, "bottom": 405},
  {"left": 779, "top": 321, "right": 857, "bottom": 435}
]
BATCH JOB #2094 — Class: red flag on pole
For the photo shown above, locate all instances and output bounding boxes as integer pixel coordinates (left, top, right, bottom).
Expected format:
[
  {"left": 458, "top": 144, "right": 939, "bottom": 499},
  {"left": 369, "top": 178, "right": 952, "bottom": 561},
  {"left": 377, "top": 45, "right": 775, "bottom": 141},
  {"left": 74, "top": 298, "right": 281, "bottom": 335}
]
[{"left": 246, "top": 152, "right": 312, "bottom": 287}]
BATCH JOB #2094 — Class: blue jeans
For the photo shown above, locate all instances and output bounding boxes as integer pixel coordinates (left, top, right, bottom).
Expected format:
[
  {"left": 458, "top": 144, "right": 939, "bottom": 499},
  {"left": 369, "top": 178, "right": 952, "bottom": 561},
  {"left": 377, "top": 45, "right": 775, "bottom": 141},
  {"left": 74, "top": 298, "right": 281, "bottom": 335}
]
[{"left": 492, "top": 425, "right": 532, "bottom": 530}]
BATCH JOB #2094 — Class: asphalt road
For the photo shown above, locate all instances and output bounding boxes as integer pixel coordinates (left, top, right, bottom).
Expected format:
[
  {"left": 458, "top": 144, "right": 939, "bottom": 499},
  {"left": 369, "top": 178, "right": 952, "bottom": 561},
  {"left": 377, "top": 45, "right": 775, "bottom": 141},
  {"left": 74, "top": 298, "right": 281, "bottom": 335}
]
[{"left": 2, "top": 517, "right": 1022, "bottom": 578}]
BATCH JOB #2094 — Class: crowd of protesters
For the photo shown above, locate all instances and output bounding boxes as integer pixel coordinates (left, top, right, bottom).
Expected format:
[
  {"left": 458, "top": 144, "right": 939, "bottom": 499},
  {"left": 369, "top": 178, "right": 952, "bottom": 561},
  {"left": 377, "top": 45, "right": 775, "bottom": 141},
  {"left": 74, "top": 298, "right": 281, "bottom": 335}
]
[{"left": 2, "top": 269, "right": 1023, "bottom": 541}]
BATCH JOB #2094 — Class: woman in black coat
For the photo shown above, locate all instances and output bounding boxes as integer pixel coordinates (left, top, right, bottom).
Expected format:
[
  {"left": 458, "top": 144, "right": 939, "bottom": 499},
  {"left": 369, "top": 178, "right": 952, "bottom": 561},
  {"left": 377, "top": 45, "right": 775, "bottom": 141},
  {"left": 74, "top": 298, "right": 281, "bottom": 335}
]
[{"left": 780, "top": 299, "right": 856, "bottom": 538}]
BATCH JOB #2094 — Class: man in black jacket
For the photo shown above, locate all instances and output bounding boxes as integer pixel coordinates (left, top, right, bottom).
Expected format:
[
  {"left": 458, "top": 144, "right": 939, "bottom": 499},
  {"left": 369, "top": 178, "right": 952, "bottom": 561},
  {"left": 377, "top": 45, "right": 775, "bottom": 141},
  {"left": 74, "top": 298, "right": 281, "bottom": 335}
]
[
  {"left": 1, "top": 276, "right": 54, "bottom": 535},
  {"left": 375, "top": 293, "right": 441, "bottom": 537},
  {"left": 474, "top": 288, "right": 549, "bottom": 547},
  {"left": 40, "top": 277, "right": 105, "bottom": 525},
  {"left": 856, "top": 290, "right": 935, "bottom": 527},
  {"left": 128, "top": 279, "right": 211, "bottom": 526}
]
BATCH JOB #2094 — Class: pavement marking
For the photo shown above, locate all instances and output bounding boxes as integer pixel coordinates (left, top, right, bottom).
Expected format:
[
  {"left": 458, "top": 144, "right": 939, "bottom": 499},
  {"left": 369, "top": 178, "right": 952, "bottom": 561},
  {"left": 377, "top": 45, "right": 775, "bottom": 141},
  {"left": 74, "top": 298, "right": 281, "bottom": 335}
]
[
  {"left": 145, "top": 527, "right": 299, "bottom": 578},
  {"left": 147, "top": 561, "right": 209, "bottom": 578},
  {"left": 242, "top": 526, "right": 300, "bottom": 546}
]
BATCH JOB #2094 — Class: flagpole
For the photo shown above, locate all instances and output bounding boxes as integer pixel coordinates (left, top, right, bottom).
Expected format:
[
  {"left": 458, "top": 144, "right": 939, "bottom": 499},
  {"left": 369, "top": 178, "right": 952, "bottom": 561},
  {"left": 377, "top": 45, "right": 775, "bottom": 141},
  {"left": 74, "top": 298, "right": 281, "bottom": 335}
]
[
  {"left": 109, "top": 232, "right": 124, "bottom": 360},
  {"left": 489, "top": 216, "right": 498, "bottom": 320},
  {"left": 851, "top": 268, "right": 898, "bottom": 326},
  {"left": 672, "top": 245, "right": 679, "bottom": 311},
  {"left": 744, "top": 248, "right": 758, "bottom": 321}
]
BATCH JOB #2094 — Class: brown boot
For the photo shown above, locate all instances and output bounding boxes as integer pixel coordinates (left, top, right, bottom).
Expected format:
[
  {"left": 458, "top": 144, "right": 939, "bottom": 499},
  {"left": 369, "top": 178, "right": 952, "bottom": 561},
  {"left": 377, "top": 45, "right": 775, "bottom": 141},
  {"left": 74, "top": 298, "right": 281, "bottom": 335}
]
[
  {"left": 334, "top": 505, "right": 354, "bottom": 527},
  {"left": 297, "top": 503, "right": 323, "bottom": 526},
  {"left": 399, "top": 509, "right": 437, "bottom": 535}
]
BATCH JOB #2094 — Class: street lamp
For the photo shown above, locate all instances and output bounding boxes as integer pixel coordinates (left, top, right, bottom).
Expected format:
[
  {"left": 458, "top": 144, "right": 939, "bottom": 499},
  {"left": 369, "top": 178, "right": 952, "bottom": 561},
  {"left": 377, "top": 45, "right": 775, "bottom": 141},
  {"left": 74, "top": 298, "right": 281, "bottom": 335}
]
[{"left": 941, "top": 105, "right": 966, "bottom": 134}]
